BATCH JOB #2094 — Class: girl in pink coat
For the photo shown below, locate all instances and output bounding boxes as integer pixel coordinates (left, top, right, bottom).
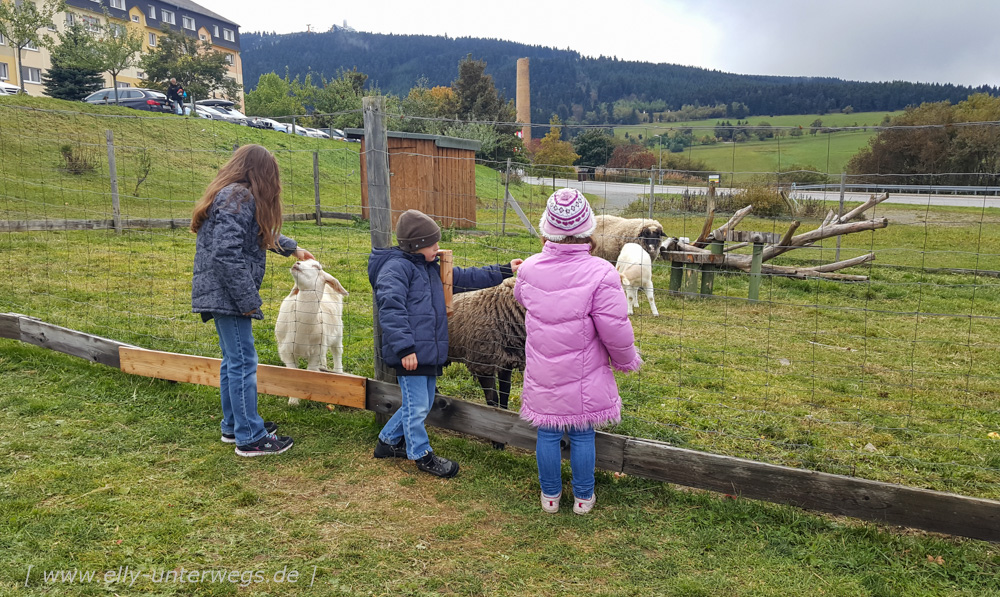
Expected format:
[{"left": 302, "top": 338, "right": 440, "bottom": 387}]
[{"left": 514, "top": 188, "right": 642, "bottom": 514}]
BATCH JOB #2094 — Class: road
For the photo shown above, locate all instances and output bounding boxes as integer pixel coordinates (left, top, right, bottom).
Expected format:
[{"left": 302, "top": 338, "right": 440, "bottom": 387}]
[{"left": 522, "top": 176, "right": 1000, "bottom": 212}]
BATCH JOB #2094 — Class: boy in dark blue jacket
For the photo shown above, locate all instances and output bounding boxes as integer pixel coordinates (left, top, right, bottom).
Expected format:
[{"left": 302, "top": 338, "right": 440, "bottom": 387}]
[{"left": 368, "top": 209, "right": 522, "bottom": 477}]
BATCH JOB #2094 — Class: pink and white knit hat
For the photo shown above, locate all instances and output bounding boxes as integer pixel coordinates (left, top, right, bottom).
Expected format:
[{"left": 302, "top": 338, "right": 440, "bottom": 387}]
[{"left": 539, "top": 188, "right": 596, "bottom": 240}]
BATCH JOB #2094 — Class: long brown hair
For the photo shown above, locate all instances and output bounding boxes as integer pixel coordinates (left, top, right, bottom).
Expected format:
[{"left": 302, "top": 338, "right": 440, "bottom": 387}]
[{"left": 190, "top": 144, "right": 283, "bottom": 250}]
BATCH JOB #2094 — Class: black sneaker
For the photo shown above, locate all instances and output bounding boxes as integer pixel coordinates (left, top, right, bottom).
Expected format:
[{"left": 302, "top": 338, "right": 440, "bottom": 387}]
[
  {"left": 373, "top": 438, "right": 407, "bottom": 459},
  {"left": 235, "top": 433, "right": 294, "bottom": 457},
  {"left": 222, "top": 421, "right": 277, "bottom": 444},
  {"left": 415, "top": 452, "right": 459, "bottom": 478}
]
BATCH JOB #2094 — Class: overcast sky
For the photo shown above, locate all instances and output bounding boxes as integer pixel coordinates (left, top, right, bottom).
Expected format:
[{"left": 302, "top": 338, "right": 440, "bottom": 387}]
[{"left": 205, "top": 0, "right": 1000, "bottom": 88}]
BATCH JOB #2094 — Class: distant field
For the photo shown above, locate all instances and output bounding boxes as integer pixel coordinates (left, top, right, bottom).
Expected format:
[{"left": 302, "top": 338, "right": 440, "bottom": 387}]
[
  {"left": 686, "top": 129, "right": 876, "bottom": 182},
  {"left": 614, "top": 111, "right": 905, "bottom": 181},
  {"left": 616, "top": 110, "right": 903, "bottom": 135}
]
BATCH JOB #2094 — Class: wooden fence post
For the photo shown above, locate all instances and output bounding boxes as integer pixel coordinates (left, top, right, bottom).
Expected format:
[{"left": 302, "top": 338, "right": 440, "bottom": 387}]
[
  {"left": 700, "top": 238, "right": 723, "bottom": 295},
  {"left": 313, "top": 151, "right": 322, "bottom": 226},
  {"left": 363, "top": 96, "right": 395, "bottom": 424},
  {"left": 748, "top": 235, "right": 765, "bottom": 302},
  {"left": 836, "top": 171, "right": 846, "bottom": 261},
  {"left": 106, "top": 130, "right": 121, "bottom": 234},
  {"left": 502, "top": 158, "right": 511, "bottom": 235},
  {"left": 440, "top": 250, "right": 453, "bottom": 316},
  {"left": 649, "top": 167, "right": 655, "bottom": 219}
]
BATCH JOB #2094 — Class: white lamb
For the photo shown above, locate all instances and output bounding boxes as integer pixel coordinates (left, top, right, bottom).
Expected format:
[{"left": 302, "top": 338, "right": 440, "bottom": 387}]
[
  {"left": 274, "top": 259, "right": 349, "bottom": 406},
  {"left": 616, "top": 243, "right": 659, "bottom": 317}
]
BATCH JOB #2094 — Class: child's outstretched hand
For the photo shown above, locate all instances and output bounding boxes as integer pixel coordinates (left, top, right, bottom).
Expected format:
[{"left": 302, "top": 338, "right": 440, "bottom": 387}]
[
  {"left": 402, "top": 353, "right": 418, "bottom": 371},
  {"left": 511, "top": 258, "right": 524, "bottom": 273},
  {"left": 294, "top": 248, "right": 314, "bottom": 261}
]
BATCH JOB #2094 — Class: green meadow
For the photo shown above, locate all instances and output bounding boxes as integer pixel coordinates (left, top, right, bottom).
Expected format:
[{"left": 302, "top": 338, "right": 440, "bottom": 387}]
[
  {"left": 1, "top": 97, "right": 998, "bottom": 596},
  {"left": 615, "top": 111, "right": 904, "bottom": 179}
]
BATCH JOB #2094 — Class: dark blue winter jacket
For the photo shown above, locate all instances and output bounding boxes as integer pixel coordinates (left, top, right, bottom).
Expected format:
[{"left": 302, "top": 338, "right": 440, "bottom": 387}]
[
  {"left": 368, "top": 247, "right": 513, "bottom": 376},
  {"left": 192, "top": 183, "right": 297, "bottom": 321}
]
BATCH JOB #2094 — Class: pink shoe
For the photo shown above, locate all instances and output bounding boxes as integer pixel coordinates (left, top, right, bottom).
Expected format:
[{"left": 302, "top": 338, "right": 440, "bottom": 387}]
[
  {"left": 540, "top": 491, "right": 561, "bottom": 514},
  {"left": 573, "top": 493, "right": 596, "bottom": 515}
]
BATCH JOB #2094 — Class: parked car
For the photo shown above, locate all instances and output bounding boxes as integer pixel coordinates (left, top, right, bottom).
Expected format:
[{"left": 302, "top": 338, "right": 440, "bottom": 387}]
[
  {"left": 195, "top": 99, "right": 249, "bottom": 125},
  {"left": 84, "top": 88, "right": 172, "bottom": 113},
  {"left": 0, "top": 81, "right": 23, "bottom": 95},
  {"left": 249, "top": 117, "right": 289, "bottom": 133},
  {"left": 307, "top": 127, "right": 331, "bottom": 139},
  {"left": 187, "top": 103, "right": 228, "bottom": 121},
  {"left": 329, "top": 128, "right": 348, "bottom": 141}
]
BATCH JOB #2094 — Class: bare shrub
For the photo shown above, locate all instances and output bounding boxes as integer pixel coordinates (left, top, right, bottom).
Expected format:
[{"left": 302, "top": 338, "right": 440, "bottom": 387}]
[
  {"left": 726, "top": 176, "right": 792, "bottom": 217},
  {"left": 59, "top": 143, "right": 98, "bottom": 175}
]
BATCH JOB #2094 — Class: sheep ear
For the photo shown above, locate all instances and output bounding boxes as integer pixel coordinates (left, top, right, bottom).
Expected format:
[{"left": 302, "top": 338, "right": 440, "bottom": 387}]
[{"left": 323, "top": 273, "right": 349, "bottom": 296}]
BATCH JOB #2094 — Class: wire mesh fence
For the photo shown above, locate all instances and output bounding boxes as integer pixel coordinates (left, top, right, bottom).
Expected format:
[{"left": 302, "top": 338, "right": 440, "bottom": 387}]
[{"left": 2, "top": 101, "right": 999, "bottom": 503}]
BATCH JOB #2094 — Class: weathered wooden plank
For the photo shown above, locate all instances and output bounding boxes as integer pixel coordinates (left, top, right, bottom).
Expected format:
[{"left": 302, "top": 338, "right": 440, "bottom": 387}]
[
  {"left": 119, "top": 347, "right": 366, "bottom": 408},
  {"left": 365, "top": 379, "right": 626, "bottom": 470},
  {"left": 0, "top": 312, "right": 23, "bottom": 340},
  {"left": 622, "top": 438, "right": 1000, "bottom": 542},
  {"left": 16, "top": 317, "right": 129, "bottom": 367},
  {"left": 0, "top": 213, "right": 354, "bottom": 233},
  {"left": 0, "top": 219, "right": 117, "bottom": 232}
]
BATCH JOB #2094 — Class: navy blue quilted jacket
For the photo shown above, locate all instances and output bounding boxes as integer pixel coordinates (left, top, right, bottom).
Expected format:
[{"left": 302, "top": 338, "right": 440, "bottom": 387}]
[
  {"left": 192, "top": 183, "right": 297, "bottom": 321},
  {"left": 368, "top": 247, "right": 513, "bottom": 376}
]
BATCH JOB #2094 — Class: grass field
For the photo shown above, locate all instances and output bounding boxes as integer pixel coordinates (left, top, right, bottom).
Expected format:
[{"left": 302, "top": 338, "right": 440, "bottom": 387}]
[
  {"left": 614, "top": 111, "right": 905, "bottom": 180},
  {"left": 2, "top": 97, "right": 999, "bottom": 594},
  {"left": 4, "top": 341, "right": 998, "bottom": 596}
]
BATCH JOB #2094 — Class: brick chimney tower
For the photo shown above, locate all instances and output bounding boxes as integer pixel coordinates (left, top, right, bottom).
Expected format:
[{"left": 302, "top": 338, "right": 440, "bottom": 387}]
[{"left": 516, "top": 58, "right": 531, "bottom": 145}]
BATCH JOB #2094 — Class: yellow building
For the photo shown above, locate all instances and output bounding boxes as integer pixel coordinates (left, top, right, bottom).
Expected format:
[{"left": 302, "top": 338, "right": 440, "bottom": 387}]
[{"left": 0, "top": 0, "right": 242, "bottom": 101}]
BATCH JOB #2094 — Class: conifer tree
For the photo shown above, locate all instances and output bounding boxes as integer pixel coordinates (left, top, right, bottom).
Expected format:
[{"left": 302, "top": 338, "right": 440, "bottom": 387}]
[{"left": 43, "top": 23, "right": 104, "bottom": 101}]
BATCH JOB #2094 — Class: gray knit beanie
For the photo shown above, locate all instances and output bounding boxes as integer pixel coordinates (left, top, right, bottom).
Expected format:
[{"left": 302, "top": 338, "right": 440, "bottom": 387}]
[{"left": 396, "top": 209, "right": 441, "bottom": 252}]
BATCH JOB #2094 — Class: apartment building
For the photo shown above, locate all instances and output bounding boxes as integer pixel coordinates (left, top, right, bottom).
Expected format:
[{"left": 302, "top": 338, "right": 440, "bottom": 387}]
[{"left": 0, "top": 0, "right": 242, "bottom": 99}]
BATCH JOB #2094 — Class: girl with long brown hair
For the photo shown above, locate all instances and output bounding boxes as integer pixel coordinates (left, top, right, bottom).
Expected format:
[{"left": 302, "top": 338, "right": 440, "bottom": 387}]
[{"left": 191, "top": 144, "right": 313, "bottom": 457}]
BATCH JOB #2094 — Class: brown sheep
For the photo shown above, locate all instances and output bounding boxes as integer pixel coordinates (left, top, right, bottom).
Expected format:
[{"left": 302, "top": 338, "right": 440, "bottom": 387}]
[
  {"left": 591, "top": 214, "right": 665, "bottom": 264},
  {"left": 447, "top": 277, "right": 525, "bottom": 413}
]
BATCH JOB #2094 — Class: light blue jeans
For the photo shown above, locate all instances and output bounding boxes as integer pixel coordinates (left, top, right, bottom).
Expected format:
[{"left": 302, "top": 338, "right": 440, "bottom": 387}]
[
  {"left": 214, "top": 314, "right": 268, "bottom": 446},
  {"left": 378, "top": 375, "right": 437, "bottom": 460},
  {"left": 536, "top": 426, "right": 596, "bottom": 499}
]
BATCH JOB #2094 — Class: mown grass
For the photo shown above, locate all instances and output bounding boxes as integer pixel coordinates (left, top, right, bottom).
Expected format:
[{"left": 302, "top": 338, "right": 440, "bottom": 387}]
[{"left": 2, "top": 341, "right": 999, "bottom": 596}]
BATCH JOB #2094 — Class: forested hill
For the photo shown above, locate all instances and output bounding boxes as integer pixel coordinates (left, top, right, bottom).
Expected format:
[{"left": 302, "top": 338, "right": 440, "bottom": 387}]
[{"left": 241, "top": 28, "right": 995, "bottom": 124}]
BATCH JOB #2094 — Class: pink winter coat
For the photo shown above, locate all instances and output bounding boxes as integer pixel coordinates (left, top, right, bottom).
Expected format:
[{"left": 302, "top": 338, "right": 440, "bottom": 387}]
[{"left": 514, "top": 242, "right": 642, "bottom": 429}]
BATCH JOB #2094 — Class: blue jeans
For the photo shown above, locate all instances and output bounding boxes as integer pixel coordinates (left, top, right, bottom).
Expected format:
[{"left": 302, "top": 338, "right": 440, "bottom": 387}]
[
  {"left": 214, "top": 314, "right": 267, "bottom": 446},
  {"left": 378, "top": 375, "right": 436, "bottom": 460},
  {"left": 536, "top": 426, "right": 596, "bottom": 499}
]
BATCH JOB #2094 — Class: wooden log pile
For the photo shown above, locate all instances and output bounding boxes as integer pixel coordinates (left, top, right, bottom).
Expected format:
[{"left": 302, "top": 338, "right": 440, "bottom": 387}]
[{"left": 662, "top": 193, "right": 891, "bottom": 281}]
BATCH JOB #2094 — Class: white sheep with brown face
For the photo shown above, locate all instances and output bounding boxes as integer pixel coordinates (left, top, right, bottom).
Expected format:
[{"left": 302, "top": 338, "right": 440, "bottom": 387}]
[
  {"left": 591, "top": 215, "right": 665, "bottom": 264},
  {"left": 616, "top": 243, "right": 658, "bottom": 317},
  {"left": 274, "top": 259, "right": 348, "bottom": 406}
]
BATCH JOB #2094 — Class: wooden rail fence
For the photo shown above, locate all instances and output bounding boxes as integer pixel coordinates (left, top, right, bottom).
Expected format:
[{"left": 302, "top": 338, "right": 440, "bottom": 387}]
[
  {"left": 0, "top": 211, "right": 356, "bottom": 233},
  {"left": 3, "top": 314, "right": 999, "bottom": 543}
]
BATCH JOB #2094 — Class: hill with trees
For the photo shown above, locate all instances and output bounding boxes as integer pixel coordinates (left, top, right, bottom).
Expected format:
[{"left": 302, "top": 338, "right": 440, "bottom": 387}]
[{"left": 241, "top": 28, "right": 996, "bottom": 125}]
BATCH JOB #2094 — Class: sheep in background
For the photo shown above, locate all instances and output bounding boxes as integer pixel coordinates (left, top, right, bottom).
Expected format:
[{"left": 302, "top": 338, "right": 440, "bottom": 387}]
[
  {"left": 591, "top": 214, "right": 665, "bottom": 264},
  {"left": 275, "top": 259, "right": 349, "bottom": 406},
  {"left": 447, "top": 277, "right": 526, "bottom": 413},
  {"left": 616, "top": 243, "right": 659, "bottom": 317}
]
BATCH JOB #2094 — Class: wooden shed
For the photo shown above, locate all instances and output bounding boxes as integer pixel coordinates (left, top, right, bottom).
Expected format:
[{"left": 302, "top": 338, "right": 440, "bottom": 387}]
[{"left": 350, "top": 130, "right": 481, "bottom": 229}]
